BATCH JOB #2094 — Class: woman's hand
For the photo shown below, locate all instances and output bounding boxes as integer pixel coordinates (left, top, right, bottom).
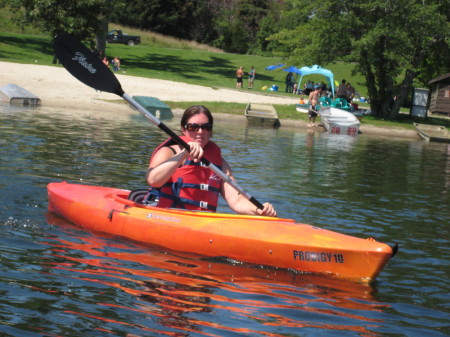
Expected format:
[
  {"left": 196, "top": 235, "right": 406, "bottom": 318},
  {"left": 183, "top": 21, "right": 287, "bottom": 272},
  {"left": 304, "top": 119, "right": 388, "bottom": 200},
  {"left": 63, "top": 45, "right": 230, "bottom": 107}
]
[
  {"left": 187, "top": 141, "right": 204, "bottom": 162},
  {"left": 256, "top": 202, "right": 277, "bottom": 217}
]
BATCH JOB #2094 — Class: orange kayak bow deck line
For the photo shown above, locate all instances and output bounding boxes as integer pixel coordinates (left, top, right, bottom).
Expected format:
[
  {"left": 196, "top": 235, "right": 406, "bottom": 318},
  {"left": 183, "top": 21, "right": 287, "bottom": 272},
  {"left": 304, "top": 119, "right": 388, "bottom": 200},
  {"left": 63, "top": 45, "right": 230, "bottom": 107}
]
[{"left": 47, "top": 182, "right": 397, "bottom": 282}]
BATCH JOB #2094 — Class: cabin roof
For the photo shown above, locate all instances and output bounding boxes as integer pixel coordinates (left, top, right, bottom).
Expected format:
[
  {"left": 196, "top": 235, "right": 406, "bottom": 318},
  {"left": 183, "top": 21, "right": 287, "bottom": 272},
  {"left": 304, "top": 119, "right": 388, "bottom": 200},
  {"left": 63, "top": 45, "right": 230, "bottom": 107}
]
[{"left": 429, "top": 73, "right": 450, "bottom": 85}]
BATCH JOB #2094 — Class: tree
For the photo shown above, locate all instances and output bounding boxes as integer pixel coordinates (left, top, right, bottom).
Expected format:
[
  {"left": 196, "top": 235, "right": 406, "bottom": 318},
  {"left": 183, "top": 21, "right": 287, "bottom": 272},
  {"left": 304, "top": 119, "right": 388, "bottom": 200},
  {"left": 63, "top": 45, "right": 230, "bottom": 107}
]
[
  {"left": 110, "top": 0, "right": 217, "bottom": 46},
  {"left": 268, "top": 0, "right": 450, "bottom": 119},
  {"left": 108, "top": 0, "right": 282, "bottom": 54},
  {"left": 5, "top": 0, "right": 117, "bottom": 61},
  {"left": 210, "top": 0, "right": 275, "bottom": 53}
]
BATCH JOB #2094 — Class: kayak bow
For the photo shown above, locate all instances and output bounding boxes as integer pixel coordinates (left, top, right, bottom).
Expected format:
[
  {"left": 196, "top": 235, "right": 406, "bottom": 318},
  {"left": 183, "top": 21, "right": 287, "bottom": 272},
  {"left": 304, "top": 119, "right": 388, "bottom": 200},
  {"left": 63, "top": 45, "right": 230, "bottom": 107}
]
[{"left": 47, "top": 182, "right": 395, "bottom": 282}]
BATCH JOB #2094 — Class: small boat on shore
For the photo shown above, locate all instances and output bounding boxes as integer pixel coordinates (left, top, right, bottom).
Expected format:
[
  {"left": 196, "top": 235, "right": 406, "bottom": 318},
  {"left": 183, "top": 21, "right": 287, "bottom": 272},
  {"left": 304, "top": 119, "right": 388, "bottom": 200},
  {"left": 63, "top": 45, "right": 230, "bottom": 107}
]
[
  {"left": 47, "top": 182, "right": 397, "bottom": 282},
  {"left": 295, "top": 102, "right": 310, "bottom": 113},
  {"left": 319, "top": 107, "right": 361, "bottom": 136},
  {"left": 245, "top": 103, "right": 280, "bottom": 127},
  {"left": 0, "top": 83, "right": 41, "bottom": 105},
  {"left": 133, "top": 96, "right": 173, "bottom": 120},
  {"left": 414, "top": 123, "right": 450, "bottom": 143}
]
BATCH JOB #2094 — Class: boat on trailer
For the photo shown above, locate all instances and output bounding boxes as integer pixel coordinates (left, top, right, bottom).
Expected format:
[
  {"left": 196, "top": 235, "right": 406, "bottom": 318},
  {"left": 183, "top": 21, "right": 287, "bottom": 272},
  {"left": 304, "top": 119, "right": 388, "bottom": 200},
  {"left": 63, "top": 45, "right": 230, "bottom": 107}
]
[
  {"left": 47, "top": 182, "right": 397, "bottom": 282},
  {"left": 414, "top": 123, "right": 450, "bottom": 143}
]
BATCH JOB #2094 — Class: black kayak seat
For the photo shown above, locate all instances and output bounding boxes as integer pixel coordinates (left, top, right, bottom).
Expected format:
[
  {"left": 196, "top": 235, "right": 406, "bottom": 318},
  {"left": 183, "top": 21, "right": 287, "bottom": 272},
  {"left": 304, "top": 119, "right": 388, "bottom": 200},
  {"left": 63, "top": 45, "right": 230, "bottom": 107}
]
[{"left": 127, "top": 188, "right": 159, "bottom": 205}]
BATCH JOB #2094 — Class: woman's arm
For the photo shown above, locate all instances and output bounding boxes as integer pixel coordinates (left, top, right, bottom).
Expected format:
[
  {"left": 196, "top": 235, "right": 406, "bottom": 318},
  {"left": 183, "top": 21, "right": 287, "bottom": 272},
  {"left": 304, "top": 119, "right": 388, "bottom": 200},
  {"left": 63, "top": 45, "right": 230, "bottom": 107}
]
[{"left": 146, "top": 142, "right": 204, "bottom": 187}]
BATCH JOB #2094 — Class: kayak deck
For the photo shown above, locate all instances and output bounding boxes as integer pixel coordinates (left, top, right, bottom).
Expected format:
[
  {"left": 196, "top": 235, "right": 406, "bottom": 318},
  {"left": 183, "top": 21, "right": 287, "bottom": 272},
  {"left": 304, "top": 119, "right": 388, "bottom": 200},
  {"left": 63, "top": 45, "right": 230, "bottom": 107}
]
[{"left": 47, "top": 182, "right": 395, "bottom": 282}]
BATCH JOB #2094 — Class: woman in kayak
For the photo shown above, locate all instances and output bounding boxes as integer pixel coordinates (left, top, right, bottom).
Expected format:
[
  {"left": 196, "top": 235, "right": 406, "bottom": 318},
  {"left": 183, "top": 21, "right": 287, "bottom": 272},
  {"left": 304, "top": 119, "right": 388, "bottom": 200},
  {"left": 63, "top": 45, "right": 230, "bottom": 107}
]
[{"left": 146, "top": 105, "right": 277, "bottom": 216}]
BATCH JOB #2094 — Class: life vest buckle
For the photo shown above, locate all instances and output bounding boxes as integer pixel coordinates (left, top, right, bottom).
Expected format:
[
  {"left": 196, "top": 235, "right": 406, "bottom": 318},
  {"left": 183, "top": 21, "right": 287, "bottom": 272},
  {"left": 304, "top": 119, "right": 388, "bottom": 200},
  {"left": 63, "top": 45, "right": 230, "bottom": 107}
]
[
  {"left": 200, "top": 184, "right": 209, "bottom": 191},
  {"left": 200, "top": 201, "right": 208, "bottom": 209}
]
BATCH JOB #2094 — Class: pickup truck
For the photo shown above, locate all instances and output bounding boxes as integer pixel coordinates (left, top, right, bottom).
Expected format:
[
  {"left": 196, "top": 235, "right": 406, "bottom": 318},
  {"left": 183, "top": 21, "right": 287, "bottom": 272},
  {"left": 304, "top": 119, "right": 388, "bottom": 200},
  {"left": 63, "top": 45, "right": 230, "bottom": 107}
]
[{"left": 106, "top": 29, "right": 141, "bottom": 46}]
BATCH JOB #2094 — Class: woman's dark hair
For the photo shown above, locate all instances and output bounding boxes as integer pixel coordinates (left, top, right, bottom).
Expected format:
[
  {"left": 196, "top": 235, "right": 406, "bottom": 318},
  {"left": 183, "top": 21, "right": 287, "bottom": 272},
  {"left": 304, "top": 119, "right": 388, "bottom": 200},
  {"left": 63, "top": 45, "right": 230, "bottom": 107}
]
[{"left": 180, "top": 105, "right": 214, "bottom": 130}]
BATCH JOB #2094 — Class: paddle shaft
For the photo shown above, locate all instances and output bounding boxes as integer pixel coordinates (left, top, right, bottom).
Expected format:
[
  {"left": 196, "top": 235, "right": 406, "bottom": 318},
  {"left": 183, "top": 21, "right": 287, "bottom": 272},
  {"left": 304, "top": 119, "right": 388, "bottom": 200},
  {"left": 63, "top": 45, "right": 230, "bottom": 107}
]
[{"left": 122, "top": 93, "right": 263, "bottom": 209}]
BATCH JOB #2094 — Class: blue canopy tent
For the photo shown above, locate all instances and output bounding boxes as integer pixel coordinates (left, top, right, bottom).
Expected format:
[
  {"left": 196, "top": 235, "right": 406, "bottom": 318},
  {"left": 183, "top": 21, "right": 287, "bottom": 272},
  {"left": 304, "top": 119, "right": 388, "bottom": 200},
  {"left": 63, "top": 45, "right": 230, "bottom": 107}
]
[
  {"left": 297, "top": 65, "right": 335, "bottom": 97},
  {"left": 265, "top": 64, "right": 284, "bottom": 71},
  {"left": 282, "top": 66, "right": 302, "bottom": 74}
]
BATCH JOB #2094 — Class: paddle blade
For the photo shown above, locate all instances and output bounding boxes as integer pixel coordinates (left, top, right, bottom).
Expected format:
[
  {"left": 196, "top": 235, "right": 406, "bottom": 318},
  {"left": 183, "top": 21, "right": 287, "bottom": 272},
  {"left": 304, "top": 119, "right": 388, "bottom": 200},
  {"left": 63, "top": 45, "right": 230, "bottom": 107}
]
[{"left": 54, "top": 34, "right": 124, "bottom": 96}]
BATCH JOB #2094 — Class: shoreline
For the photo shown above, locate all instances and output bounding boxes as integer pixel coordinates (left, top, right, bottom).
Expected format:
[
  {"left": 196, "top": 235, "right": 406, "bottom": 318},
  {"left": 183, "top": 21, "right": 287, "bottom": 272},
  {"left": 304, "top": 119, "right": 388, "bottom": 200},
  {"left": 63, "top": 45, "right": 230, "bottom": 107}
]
[{"left": 1, "top": 61, "right": 418, "bottom": 138}]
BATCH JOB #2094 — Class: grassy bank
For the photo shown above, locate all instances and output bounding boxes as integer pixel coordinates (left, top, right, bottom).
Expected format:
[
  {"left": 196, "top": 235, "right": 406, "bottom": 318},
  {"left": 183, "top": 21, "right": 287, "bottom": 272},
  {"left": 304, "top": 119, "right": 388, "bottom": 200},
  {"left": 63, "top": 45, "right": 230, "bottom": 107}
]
[{"left": 162, "top": 101, "right": 449, "bottom": 130}]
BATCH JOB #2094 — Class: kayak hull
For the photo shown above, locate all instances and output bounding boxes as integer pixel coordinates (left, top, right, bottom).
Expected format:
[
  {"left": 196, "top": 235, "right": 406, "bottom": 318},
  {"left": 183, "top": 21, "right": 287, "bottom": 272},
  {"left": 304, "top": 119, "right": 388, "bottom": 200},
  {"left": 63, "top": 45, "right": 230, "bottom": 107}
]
[{"left": 47, "top": 182, "right": 394, "bottom": 282}]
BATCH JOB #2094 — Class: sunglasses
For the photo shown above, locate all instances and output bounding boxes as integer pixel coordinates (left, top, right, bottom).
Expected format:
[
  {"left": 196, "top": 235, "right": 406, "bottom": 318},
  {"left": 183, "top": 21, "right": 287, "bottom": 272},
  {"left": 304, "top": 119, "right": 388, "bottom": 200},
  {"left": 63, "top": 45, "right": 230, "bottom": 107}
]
[{"left": 185, "top": 123, "right": 213, "bottom": 132}]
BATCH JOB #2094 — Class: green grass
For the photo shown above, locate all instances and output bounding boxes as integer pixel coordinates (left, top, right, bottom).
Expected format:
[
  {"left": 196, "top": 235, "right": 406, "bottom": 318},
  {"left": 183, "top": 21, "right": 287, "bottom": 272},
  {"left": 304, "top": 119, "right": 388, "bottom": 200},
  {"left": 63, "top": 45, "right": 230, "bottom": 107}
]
[
  {"left": 359, "top": 114, "right": 450, "bottom": 129},
  {"left": 108, "top": 24, "right": 225, "bottom": 52}
]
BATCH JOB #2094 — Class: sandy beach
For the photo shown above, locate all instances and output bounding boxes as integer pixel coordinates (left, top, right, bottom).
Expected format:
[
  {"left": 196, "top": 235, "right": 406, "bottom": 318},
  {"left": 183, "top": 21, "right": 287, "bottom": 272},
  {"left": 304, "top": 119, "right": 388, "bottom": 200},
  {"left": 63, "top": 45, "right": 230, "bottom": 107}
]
[{"left": 1, "top": 61, "right": 418, "bottom": 138}]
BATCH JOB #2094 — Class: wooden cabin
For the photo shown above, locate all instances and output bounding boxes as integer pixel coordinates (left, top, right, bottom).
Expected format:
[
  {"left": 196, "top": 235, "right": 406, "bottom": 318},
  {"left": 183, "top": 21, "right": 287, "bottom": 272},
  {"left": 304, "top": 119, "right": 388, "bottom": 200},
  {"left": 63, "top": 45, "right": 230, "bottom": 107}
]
[{"left": 428, "top": 73, "right": 450, "bottom": 116}]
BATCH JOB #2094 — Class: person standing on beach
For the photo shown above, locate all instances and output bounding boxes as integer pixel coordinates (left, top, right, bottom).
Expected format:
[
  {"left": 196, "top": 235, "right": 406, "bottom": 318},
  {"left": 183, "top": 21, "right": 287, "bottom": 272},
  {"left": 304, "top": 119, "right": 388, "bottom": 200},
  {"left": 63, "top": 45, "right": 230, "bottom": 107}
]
[
  {"left": 236, "top": 66, "right": 244, "bottom": 88},
  {"left": 285, "top": 72, "right": 294, "bottom": 93},
  {"left": 248, "top": 66, "right": 255, "bottom": 89}
]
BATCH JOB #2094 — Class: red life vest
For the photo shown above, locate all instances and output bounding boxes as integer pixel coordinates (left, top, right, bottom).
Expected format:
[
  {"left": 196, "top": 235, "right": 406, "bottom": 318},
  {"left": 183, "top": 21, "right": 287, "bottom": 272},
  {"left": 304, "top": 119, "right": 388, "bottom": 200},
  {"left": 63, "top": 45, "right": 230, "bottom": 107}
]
[{"left": 151, "top": 136, "right": 223, "bottom": 211}]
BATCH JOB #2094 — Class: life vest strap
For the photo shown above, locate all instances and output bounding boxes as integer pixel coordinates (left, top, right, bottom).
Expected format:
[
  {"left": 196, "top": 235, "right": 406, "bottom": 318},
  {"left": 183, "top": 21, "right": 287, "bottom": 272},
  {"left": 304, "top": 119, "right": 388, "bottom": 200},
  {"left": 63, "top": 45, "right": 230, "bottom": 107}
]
[
  {"left": 162, "top": 182, "right": 220, "bottom": 193},
  {"left": 158, "top": 191, "right": 217, "bottom": 211}
]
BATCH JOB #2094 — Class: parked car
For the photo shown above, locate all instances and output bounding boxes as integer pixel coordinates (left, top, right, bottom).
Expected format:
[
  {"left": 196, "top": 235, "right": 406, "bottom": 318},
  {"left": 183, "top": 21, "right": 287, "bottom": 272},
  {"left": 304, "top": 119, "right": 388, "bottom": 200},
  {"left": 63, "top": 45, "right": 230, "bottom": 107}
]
[{"left": 106, "top": 29, "right": 141, "bottom": 46}]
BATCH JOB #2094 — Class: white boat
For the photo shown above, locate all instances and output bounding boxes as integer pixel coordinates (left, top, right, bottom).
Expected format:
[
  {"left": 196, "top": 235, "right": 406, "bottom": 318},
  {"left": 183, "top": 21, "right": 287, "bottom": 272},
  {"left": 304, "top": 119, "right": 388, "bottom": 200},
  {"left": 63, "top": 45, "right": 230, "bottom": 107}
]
[{"left": 319, "top": 107, "right": 361, "bottom": 136}]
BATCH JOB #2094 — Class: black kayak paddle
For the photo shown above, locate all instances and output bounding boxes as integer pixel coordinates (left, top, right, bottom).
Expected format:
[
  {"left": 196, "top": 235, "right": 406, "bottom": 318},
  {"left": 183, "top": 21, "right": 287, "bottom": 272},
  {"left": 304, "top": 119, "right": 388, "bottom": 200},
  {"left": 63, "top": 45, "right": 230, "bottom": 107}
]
[{"left": 53, "top": 33, "right": 264, "bottom": 210}]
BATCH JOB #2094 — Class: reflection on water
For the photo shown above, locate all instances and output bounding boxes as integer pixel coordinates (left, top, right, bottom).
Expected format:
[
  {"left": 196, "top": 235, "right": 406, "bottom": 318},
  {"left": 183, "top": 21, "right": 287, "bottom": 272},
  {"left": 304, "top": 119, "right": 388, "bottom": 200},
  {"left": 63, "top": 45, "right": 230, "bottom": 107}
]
[
  {"left": 1, "top": 103, "right": 449, "bottom": 336},
  {"left": 40, "top": 214, "right": 387, "bottom": 336}
]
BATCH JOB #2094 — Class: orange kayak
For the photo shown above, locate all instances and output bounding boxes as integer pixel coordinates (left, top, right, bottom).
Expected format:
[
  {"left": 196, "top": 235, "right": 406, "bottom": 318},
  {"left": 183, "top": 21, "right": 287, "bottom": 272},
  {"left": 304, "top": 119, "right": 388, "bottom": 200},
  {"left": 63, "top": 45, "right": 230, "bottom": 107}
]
[{"left": 47, "top": 182, "right": 396, "bottom": 282}]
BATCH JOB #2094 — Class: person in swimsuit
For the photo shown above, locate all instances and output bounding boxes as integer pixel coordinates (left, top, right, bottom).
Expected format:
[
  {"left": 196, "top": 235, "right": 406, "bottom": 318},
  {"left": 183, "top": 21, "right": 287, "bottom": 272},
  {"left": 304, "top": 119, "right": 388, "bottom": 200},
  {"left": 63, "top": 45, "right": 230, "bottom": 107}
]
[
  {"left": 236, "top": 66, "right": 244, "bottom": 88},
  {"left": 308, "top": 86, "right": 322, "bottom": 127}
]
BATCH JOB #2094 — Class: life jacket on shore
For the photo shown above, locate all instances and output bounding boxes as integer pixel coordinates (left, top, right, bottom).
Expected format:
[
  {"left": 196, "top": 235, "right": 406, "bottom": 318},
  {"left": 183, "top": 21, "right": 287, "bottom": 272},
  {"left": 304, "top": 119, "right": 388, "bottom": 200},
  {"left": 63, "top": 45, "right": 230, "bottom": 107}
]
[{"left": 151, "top": 136, "right": 223, "bottom": 211}]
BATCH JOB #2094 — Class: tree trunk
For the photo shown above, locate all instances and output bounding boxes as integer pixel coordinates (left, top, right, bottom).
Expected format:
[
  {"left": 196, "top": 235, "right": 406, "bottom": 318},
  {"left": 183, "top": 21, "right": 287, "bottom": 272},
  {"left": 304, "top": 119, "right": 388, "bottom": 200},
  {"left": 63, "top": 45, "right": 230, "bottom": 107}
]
[
  {"left": 387, "top": 49, "right": 422, "bottom": 120},
  {"left": 360, "top": 50, "right": 381, "bottom": 116},
  {"left": 96, "top": 15, "right": 109, "bottom": 59},
  {"left": 387, "top": 70, "right": 415, "bottom": 120}
]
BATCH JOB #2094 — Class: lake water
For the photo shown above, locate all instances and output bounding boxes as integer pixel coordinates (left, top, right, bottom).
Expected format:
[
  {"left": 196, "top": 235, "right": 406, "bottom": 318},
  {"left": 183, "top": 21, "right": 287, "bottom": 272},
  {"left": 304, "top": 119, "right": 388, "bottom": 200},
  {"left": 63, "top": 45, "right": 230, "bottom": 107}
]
[{"left": 1, "top": 103, "right": 449, "bottom": 336}]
